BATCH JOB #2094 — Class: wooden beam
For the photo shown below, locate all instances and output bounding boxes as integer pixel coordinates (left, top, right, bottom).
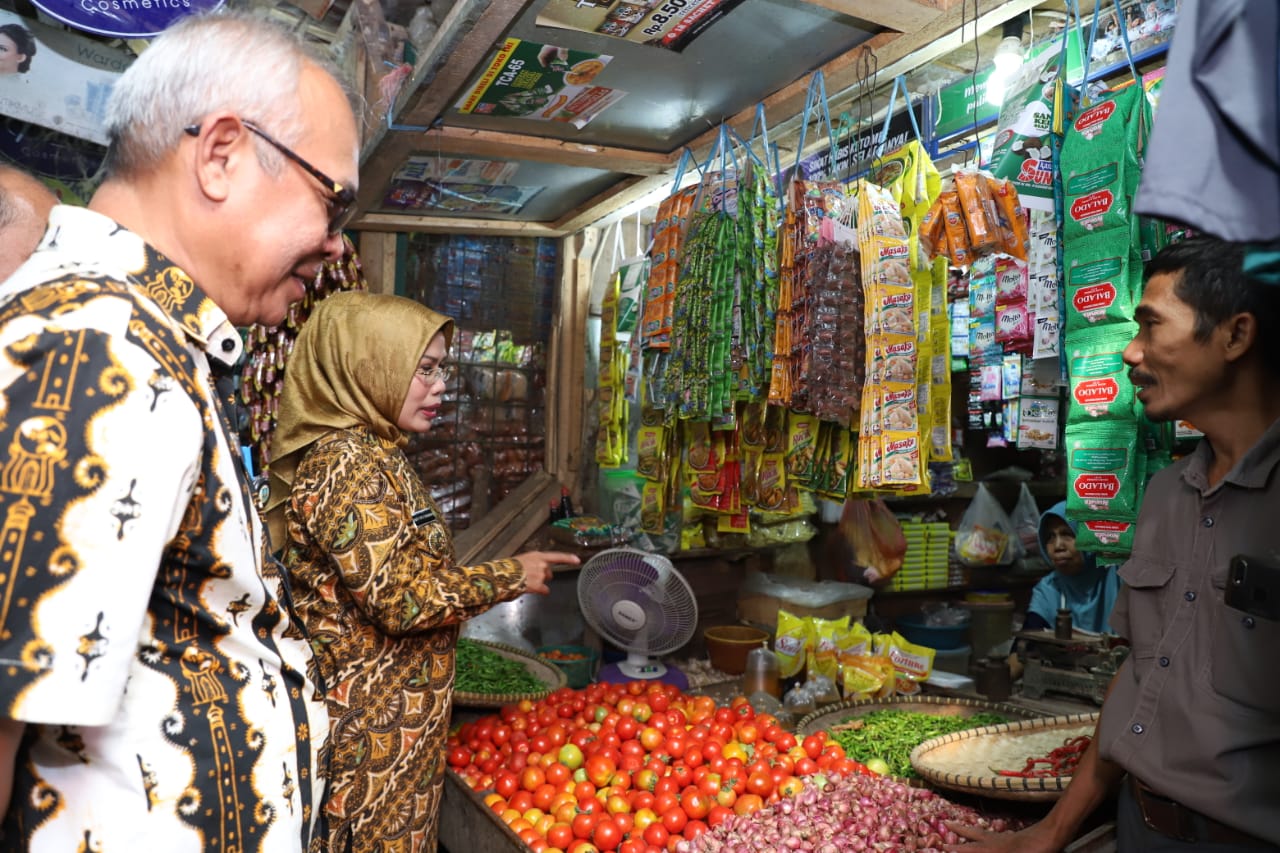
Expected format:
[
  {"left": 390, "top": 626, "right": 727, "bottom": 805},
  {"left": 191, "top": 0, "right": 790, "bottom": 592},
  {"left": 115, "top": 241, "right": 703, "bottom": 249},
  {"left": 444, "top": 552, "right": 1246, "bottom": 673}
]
[
  {"left": 793, "top": 0, "right": 939, "bottom": 32},
  {"left": 396, "top": 0, "right": 533, "bottom": 129},
  {"left": 356, "top": 231, "right": 397, "bottom": 294},
  {"left": 351, "top": 211, "right": 565, "bottom": 236},
  {"left": 562, "top": 229, "right": 596, "bottom": 480},
  {"left": 451, "top": 471, "right": 558, "bottom": 563},
  {"left": 417, "top": 127, "right": 672, "bottom": 176}
]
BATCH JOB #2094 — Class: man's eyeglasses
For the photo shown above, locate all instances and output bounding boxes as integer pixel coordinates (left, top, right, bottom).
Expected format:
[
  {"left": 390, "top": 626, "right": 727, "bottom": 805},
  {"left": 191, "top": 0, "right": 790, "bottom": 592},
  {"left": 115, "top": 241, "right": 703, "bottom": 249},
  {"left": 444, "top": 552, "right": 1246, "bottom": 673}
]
[
  {"left": 415, "top": 364, "right": 454, "bottom": 385},
  {"left": 183, "top": 119, "right": 357, "bottom": 235}
]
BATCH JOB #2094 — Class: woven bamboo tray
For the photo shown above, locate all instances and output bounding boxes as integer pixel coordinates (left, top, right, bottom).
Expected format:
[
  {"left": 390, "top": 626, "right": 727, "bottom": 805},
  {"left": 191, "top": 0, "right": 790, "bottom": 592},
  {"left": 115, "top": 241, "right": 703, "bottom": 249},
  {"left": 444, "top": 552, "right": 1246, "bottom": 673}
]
[
  {"left": 910, "top": 712, "right": 1100, "bottom": 802},
  {"left": 795, "top": 695, "right": 1042, "bottom": 737},
  {"left": 453, "top": 641, "right": 567, "bottom": 708}
]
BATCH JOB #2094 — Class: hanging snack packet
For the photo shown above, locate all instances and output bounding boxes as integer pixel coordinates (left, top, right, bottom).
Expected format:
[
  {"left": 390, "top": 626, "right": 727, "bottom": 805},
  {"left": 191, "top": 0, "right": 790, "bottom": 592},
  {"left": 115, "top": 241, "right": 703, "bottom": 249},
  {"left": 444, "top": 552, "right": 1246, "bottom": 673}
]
[
  {"left": 990, "top": 177, "right": 1031, "bottom": 260},
  {"left": 1065, "top": 423, "right": 1141, "bottom": 520},
  {"left": 995, "top": 301, "right": 1032, "bottom": 350},
  {"left": 995, "top": 257, "right": 1029, "bottom": 305},
  {"left": 940, "top": 193, "right": 972, "bottom": 266},
  {"left": 954, "top": 170, "right": 999, "bottom": 253},
  {"left": 880, "top": 431, "right": 923, "bottom": 487},
  {"left": 1066, "top": 323, "right": 1140, "bottom": 424},
  {"left": 775, "top": 609, "right": 811, "bottom": 678},
  {"left": 1064, "top": 232, "right": 1139, "bottom": 330},
  {"left": 1061, "top": 86, "right": 1147, "bottom": 242}
]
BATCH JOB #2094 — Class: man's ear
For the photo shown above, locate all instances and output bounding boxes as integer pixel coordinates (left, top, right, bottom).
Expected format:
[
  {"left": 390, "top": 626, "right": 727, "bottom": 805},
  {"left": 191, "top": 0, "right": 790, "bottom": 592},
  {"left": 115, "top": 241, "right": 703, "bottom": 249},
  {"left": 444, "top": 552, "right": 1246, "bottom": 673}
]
[
  {"left": 1222, "top": 311, "right": 1258, "bottom": 365},
  {"left": 192, "top": 114, "right": 249, "bottom": 204}
]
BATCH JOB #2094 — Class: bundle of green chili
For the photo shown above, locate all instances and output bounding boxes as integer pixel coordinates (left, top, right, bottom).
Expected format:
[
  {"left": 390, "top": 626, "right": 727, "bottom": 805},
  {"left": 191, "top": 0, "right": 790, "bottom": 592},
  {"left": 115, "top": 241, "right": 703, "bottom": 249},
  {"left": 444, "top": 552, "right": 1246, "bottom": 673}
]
[
  {"left": 732, "top": 164, "right": 781, "bottom": 401},
  {"left": 828, "top": 709, "right": 1010, "bottom": 779},
  {"left": 454, "top": 639, "right": 547, "bottom": 695},
  {"left": 664, "top": 207, "right": 736, "bottom": 424}
]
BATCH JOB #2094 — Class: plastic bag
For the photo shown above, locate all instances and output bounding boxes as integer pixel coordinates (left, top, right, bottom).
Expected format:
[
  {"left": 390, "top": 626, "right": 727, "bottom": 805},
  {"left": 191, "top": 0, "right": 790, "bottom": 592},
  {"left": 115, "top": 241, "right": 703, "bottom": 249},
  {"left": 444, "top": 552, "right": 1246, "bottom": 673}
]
[
  {"left": 956, "top": 483, "right": 1017, "bottom": 567},
  {"left": 1010, "top": 483, "right": 1041, "bottom": 561},
  {"left": 839, "top": 497, "right": 907, "bottom": 583}
]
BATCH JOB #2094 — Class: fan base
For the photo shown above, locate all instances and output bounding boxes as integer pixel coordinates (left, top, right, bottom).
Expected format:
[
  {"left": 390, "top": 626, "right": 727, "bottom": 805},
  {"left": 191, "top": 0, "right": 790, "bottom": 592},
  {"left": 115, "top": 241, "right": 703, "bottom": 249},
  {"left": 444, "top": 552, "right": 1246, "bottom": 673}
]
[{"left": 597, "top": 662, "right": 689, "bottom": 690}]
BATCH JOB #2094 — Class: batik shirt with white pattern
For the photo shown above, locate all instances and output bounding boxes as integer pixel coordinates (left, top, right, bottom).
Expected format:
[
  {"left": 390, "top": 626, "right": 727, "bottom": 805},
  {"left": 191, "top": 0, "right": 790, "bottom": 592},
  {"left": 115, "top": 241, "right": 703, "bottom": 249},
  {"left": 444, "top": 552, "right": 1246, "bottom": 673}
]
[{"left": 0, "top": 206, "right": 328, "bottom": 851}]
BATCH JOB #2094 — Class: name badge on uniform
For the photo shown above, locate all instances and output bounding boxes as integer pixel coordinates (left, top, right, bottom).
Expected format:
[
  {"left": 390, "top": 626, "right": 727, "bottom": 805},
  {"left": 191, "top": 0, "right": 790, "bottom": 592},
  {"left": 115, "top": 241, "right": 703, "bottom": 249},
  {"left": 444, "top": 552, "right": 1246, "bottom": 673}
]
[{"left": 411, "top": 506, "right": 438, "bottom": 528}]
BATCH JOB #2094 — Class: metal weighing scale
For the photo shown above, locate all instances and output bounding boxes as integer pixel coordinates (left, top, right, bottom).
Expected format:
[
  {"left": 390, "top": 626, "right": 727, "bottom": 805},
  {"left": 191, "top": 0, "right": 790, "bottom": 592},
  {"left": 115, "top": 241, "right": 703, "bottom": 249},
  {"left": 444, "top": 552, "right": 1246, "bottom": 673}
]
[{"left": 1015, "top": 629, "right": 1130, "bottom": 705}]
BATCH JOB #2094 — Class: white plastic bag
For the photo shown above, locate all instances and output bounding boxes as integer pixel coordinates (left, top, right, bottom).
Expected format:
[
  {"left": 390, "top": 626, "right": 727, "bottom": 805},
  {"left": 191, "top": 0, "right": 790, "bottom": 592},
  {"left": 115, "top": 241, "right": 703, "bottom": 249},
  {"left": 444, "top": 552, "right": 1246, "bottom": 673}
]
[
  {"left": 1010, "top": 483, "right": 1041, "bottom": 561},
  {"left": 956, "top": 483, "right": 1017, "bottom": 567}
]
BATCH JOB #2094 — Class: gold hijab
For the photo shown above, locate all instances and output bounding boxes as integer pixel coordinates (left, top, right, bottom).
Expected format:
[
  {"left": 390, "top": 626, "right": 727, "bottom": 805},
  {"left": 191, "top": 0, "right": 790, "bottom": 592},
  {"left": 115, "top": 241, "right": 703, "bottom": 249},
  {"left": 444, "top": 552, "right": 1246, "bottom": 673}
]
[{"left": 264, "top": 291, "right": 454, "bottom": 549}]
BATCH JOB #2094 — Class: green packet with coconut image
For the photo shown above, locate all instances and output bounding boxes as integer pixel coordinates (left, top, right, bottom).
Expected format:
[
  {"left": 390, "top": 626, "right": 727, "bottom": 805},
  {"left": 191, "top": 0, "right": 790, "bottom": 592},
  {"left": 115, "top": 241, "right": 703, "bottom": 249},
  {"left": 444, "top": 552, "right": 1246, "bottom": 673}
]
[
  {"left": 1066, "top": 323, "right": 1140, "bottom": 424},
  {"left": 1063, "top": 232, "right": 1141, "bottom": 332},
  {"left": 1065, "top": 421, "right": 1142, "bottom": 521}
]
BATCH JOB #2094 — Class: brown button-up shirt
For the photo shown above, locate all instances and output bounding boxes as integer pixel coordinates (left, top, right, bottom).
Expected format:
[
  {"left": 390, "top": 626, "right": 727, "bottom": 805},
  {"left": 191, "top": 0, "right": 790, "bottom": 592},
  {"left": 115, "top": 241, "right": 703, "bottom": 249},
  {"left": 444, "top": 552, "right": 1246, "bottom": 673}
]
[{"left": 1099, "top": 414, "right": 1280, "bottom": 844}]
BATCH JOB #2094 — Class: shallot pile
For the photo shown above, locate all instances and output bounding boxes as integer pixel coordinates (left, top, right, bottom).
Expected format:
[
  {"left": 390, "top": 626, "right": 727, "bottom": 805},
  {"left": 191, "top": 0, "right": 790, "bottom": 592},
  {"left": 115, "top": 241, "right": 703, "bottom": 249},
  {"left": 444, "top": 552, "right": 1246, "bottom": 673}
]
[{"left": 677, "top": 772, "right": 1012, "bottom": 853}]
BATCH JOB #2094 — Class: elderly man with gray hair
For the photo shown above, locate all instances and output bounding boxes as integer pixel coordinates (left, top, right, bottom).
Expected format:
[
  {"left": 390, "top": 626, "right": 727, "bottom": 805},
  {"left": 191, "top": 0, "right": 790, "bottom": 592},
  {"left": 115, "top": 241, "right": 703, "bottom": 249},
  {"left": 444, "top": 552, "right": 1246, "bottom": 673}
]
[{"left": 0, "top": 10, "right": 358, "bottom": 851}]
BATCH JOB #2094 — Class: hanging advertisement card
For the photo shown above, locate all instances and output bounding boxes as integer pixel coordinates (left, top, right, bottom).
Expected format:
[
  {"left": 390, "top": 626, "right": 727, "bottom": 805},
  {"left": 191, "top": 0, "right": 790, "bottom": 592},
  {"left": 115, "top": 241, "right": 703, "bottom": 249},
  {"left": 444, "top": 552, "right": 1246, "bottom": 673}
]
[
  {"left": 0, "top": 11, "right": 132, "bottom": 145},
  {"left": 455, "top": 39, "right": 626, "bottom": 129},
  {"left": 382, "top": 180, "right": 543, "bottom": 215},
  {"left": 536, "top": 0, "right": 747, "bottom": 52},
  {"left": 30, "top": 0, "right": 221, "bottom": 38}
]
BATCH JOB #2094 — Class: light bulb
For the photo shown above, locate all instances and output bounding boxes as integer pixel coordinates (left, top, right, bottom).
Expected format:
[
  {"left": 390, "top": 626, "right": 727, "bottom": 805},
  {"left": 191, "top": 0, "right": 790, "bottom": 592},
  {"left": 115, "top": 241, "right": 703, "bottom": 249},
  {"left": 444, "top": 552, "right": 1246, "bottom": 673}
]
[{"left": 992, "top": 35, "right": 1025, "bottom": 74}]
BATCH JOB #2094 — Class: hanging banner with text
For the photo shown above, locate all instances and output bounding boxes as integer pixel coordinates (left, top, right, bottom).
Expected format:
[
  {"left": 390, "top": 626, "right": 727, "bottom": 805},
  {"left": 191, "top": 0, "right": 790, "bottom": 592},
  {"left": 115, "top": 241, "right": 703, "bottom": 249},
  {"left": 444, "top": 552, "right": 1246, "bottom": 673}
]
[
  {"left": 795, "top": 101, "right": 921, "bottom": 182},
  {"left": 0, "top": 10, "right": 132, "bottom": 145},
  {"left": 31, "top": 0, "right": 221, "bottom": 38},
  {"left": 536, "top": 0, "right": 748, "bottom": 52}
]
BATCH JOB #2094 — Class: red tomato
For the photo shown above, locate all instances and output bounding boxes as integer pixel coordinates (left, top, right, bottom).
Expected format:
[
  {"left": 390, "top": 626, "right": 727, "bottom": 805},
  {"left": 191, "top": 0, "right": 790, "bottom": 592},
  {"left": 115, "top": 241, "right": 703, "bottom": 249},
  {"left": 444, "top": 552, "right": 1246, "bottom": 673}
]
[
  {"left": 683, "top": 819, "right": 708, "bottom": 841},
  {"left": 801, "top": 734, "right": 825, "bottom": 760},
  {"left": 648, "top": 692, "right": 670, "bottom": 713},
  {"left": 447, "top": 745, "right": 471, "bottom": 768},
  {"left": 745, "top": 771, "right": 773, "bottom": 798},
  {"left": 616, "top": 717, "right": 639, "bottom": 740},
  {"left": 567, "top": 841, "right": 601, "bottom": 853},
  {"left": 521, "top": 766, "right": 546, "bottom": 792},
  {"left": 668, "top": 765, "right": 693, "bottom": 789},
  {"left": 586, "top": 755, "right": 617, "bottom": 788},
  {"left": 593, "top": 814, "right": 624, "bottom": 845},
  {"left": 631, "top": 791, "right": 655, "bottom": 812},
  {"left": 660, "top": 807, "right": 687, "bottom": 834},
  {"left": 652, "top": 792, "right": 678, "bottom": 816},
  {"left": 534, "top": 782, "right": 558, "bottom": 811},
  {"left": 495, "top": 771, "right": 519, "bottom": 799},
  {"left": 678, "top": 787, "right": 710, "bottom": 820},
  {"left": 619, "top": 840, "right": 645, "bottom": 853},
  {"left": 573, "top": 781, "right": 597, "bottom": 802},
  {"left": 706, "top": 805, "right": 733, "bottom": 828},
  {"left": 713, "top": 708, "right": 735, "bottom": 725},
  {"left": 775, "top": 732, "right": 798, "bottom": 752},
  {"left": 653, "top": 776, "right": 680, "bottom": 798},
  {"left": 546, "top": 763, "right": 571, "bottom": 786},
  {"left": 548, "top": 822, "right": 574, "bottom": 849},
  {"left": 795, "top": 757, "right": 819, "bottom": 776},
  {"left": 642, "top": 822, "right": 669, "bottom": 849},
  {"left": 714, "top": 785, "right": 736, "bottom": 809},
  {"left": 571, "top": 812, "right": 599, "bottom": 841},
  {"left": 639, "top": 727, "right": 664, "bottom": 751},
  {"left": 696, "top": 774, "right": 720, "bottom": 797},
  {"left": 633, "top": 769, "right": 658, "bottom": 794},
  {"left": 733, "top": 793, "right": 764, "bottom": 816}
]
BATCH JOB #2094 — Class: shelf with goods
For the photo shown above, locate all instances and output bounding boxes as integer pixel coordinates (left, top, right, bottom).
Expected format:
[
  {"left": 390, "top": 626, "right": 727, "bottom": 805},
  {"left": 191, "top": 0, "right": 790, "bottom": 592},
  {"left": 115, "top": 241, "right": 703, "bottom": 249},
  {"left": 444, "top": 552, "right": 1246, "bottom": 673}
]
[{"left": 400, "top": 234, "right": 557, "bottom": 534}]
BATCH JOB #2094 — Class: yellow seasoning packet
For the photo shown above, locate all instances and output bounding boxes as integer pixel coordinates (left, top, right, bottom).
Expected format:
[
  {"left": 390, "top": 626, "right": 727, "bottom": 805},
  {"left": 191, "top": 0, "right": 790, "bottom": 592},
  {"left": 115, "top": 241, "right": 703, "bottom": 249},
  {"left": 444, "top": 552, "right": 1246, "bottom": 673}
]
[
  {"left": 886, "top": 631, "right": 936, "bottom": 694},
  {"left": 808, "top": 616, "right": 849, "bottom": 683},
  {"left": 841, "top": 655, "right": 894, "bottom": 700},
  {"left": 775, "top": 610, "right": 811, "bottom": 679}
]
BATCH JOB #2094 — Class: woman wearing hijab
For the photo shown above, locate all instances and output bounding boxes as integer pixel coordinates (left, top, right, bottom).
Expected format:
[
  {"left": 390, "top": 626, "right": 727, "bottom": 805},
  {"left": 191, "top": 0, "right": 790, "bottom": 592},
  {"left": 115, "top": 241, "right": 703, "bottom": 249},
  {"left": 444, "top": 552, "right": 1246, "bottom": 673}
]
[
  {"left": 266, "top": 291, "right": 579, "bottom": 852},
  {"left": 1024, "top": 501, "right": 1121, "bottom": 633}
]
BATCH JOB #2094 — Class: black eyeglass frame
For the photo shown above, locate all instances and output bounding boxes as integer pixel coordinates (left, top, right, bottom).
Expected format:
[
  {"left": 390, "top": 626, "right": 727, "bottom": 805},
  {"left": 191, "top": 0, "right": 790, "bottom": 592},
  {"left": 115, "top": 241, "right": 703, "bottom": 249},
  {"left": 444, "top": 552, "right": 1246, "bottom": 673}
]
[{"left": 183, "top": 119, "right": 357, "bottom": 235}]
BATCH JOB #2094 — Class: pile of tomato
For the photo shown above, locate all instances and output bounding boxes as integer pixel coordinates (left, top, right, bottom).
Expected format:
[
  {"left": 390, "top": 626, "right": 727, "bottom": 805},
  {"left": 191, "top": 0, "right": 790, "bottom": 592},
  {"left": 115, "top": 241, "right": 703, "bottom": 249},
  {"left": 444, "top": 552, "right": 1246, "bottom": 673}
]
[{"left": 447, "top": 681, "right": 870, "bottom": 853}]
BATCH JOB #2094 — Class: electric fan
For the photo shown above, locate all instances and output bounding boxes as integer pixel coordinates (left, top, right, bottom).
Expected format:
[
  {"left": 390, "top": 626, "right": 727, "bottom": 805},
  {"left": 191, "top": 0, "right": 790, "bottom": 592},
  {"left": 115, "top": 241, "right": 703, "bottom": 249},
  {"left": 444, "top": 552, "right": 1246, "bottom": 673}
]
[{"left": 577, "top": 548, "right": 698, "bottom": 680}]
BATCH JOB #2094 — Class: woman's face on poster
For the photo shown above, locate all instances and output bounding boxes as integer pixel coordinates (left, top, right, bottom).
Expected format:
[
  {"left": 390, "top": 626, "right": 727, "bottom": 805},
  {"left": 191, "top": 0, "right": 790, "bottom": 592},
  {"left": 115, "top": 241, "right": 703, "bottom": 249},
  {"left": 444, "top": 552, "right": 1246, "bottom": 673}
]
[{"left": 0, "top": 33, "right": 28, "bottom": 75}]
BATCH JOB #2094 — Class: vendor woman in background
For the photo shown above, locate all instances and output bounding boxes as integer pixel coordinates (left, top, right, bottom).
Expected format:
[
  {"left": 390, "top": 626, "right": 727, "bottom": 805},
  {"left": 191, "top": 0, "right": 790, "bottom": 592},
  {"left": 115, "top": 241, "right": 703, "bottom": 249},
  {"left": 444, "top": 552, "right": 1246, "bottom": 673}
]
[
  {"left": 266, "top": 291, "right": 579, "bottom": 853},
  {"left": 1025, "top": 502, "right": 1121, "bottom": 633}
]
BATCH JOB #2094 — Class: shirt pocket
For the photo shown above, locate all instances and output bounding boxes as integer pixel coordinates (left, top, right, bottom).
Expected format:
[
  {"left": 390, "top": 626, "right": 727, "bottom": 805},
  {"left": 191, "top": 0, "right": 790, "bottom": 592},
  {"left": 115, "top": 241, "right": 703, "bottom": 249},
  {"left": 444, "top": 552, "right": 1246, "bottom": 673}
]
[
  {"left": 1117, "top": 557, "right": 1177, "bottom": 667},
  {"left": 1208, "top": 575, "right": 1280, "bottom": 711}
]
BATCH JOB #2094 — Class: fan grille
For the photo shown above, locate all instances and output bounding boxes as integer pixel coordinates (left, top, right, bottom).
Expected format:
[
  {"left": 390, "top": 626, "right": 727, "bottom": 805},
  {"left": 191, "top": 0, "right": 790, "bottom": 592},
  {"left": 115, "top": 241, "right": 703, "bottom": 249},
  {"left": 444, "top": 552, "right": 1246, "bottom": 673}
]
[{"left": 577, "top": 549, "right": 698, "bottom": 655}]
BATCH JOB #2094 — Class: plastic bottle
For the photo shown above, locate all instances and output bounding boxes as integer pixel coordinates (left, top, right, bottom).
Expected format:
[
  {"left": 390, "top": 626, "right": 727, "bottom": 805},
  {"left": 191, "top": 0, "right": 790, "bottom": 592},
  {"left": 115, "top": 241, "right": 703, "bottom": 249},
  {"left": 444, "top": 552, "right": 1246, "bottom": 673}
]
[
  {"left": 558, "top": 486, "right": 575, "bottom": 520},
  {"left": 742, "top": 641, "right": 781, "bottom": 698},
  {"left": 549, "top": 499, "right": 562, "bottom": 524}
]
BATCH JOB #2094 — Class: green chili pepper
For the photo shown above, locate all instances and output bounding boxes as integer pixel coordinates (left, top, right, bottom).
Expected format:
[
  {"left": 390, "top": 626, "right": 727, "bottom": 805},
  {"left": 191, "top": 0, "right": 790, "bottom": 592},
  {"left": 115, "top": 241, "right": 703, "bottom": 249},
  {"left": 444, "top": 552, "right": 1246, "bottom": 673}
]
[
  {"left": 454, "top": 639, "right": 546, "bottom": 695},
  {"left": 827, "top": 710, "right": 1010, "bottom": 779}
]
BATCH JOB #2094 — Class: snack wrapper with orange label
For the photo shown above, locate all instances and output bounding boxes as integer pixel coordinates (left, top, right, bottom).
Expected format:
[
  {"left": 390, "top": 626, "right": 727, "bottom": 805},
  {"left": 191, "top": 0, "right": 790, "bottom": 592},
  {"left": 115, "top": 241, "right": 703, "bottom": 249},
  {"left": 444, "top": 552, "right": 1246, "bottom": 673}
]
[
  {"left": 991, "top": 177, "right": 1030, "bottom": 260},
  {"left": 775, "top": 609, "right": 812, "bottom": 678},
  {"left": 954, "top": 170, "right": 999, "bottom": 253}
]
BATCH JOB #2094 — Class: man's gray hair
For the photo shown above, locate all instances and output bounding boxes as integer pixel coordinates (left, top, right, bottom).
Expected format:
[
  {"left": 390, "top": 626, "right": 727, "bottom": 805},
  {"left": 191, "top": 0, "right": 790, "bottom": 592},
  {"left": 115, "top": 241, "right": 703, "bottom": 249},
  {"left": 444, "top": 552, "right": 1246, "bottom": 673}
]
[{"left": 103, "top": 10, "right": 354, "bottom": 177}]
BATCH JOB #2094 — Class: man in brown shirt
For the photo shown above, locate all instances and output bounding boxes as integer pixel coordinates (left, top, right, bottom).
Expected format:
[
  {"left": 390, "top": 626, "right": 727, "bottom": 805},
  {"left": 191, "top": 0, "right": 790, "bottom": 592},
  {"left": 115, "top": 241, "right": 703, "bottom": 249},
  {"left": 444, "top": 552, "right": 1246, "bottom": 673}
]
[{"left": 951, "top": 237, "right": 1280, "bottom": 852}]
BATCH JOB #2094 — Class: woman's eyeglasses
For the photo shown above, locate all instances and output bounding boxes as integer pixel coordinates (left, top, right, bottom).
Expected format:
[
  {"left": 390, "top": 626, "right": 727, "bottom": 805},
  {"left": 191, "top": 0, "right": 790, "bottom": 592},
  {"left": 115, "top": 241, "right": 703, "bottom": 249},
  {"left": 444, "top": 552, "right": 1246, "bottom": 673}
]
[
  {"left": 183, "top": 119, "right": 357, "bottom": 235},
  {"left": 415, "top": 365, "right": 454, "bottom": 385}
]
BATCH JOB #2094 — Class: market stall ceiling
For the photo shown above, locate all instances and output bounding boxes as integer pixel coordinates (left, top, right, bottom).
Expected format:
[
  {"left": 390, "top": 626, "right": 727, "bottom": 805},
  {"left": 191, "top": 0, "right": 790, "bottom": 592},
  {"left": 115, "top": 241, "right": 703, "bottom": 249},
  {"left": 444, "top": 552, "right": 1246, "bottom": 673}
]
[
  {"left": 352, "top": 0, "right": 1052, "bottom": 234},
  {"left": 446, "top": 0, "right": 875, "bottom": 152}
]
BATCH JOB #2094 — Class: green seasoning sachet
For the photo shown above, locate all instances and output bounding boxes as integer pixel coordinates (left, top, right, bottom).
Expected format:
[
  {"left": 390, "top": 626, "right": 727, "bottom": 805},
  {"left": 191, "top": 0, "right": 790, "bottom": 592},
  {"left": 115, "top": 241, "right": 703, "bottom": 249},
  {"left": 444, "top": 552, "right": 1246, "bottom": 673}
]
[
  {"left": 1065, "top": 422, "right": 1141, "bottom": 521},
  {"left": 1063, "top": 232, "right": 1139, "bottom": 332},
  {"left": 1066, "top": 323, "right": 1139, "bottom": 425}
]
